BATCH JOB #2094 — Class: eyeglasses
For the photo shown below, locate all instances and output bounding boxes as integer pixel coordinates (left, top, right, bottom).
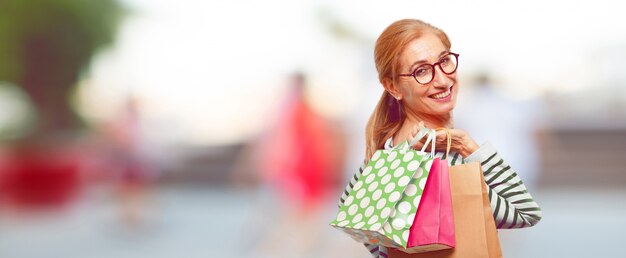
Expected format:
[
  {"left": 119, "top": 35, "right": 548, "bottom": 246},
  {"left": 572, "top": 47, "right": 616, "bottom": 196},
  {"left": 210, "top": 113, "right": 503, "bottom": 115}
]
[{"left": 398, "top": 52, "right": 459, "bottom": 85}]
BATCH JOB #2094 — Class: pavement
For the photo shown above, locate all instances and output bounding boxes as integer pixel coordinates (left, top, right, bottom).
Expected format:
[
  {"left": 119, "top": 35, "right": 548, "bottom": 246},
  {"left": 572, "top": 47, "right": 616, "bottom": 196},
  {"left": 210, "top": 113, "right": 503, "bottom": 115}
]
[{"left": 1, "top": 185, "right": 624, "bottom": 258}]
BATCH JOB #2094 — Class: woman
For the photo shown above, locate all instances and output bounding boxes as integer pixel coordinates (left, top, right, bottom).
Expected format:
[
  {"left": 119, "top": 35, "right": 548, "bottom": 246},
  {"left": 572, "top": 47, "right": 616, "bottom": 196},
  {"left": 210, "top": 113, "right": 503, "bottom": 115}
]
[{"left": 338, "top": 19, "right": 542, "bottom": 257}]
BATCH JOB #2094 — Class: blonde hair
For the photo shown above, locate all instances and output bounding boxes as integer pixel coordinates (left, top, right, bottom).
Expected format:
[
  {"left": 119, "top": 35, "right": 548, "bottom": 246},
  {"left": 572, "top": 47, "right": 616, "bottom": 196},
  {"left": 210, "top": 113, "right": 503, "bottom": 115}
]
[{"left": 365, "top": 19, "right": 451, "bottom": 161}]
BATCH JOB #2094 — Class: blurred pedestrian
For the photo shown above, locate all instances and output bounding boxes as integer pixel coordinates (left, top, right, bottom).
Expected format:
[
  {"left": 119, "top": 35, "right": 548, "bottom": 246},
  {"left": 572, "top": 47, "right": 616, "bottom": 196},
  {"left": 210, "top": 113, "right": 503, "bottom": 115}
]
[
  {"left": 235, "top": 73, "right": 347, "bottom": 256},
  {"left": 105, "top": 96, "right": 156, "bottom": 229}
]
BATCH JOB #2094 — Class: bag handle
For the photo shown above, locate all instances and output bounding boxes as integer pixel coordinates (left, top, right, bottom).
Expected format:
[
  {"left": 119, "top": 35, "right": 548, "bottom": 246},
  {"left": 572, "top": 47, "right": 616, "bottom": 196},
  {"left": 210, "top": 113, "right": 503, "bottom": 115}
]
[
  {"left": 393, "top": 126, "right": 428, "bottom": 151},
  {"left": 435, "top": 127, "right": 452, "bottom": 159},
  {"left": 396, "top": 126, "right": 436, "bottom": 157},
  {"left": 425, "top": 128, "right": 436, "bottom": 157}
]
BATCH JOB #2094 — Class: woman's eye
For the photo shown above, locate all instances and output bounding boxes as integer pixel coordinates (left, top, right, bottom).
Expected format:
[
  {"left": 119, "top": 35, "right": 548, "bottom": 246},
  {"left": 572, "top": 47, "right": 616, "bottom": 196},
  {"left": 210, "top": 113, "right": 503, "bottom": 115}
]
[
  {"left": 440, "top": 57, "right": 449, "bottom": 64},
  {"left": 415, "top": 68, "right": 427, "bottom": 76}
]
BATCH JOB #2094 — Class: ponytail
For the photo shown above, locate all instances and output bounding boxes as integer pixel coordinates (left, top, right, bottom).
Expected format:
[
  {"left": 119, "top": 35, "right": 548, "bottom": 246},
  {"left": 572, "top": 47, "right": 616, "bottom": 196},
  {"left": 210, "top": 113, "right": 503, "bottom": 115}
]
[{"left": 364, "top": 91, "right": 405, "bottom": 161}]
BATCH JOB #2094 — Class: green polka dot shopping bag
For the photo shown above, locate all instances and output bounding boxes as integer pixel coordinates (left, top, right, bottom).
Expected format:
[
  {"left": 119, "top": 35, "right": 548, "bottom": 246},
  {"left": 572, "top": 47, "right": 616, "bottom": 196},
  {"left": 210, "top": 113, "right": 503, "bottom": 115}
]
[{"left": 330, "top": 127, "right": 437, "bottom": 249}]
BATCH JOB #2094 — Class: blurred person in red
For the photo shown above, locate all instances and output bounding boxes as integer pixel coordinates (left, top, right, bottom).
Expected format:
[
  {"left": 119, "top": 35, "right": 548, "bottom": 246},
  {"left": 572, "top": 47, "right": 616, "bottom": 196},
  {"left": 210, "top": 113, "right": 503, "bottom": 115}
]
[
  {"left": 103, "top": 96, "right": 156, "bottom": 229},
  {"left": 233, "top": 72, "right": 346, "bottom": 256},
  {"left": 259, "top": 72, "right": 344, "bottom": 211}
]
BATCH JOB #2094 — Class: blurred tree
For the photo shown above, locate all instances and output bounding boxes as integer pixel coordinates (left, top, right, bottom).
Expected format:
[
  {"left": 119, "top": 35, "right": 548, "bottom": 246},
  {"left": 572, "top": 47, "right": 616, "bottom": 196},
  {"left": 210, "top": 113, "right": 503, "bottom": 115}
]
[{"left": 0, "top": 0, "right": 123, "bottom": 142}]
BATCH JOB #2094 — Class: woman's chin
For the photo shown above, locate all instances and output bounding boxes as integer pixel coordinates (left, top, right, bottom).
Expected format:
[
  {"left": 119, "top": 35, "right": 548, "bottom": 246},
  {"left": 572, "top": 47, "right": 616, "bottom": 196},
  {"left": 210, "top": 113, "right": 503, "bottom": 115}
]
[{"left": 428, "top": 102, "right": 456, "bottom": 115}]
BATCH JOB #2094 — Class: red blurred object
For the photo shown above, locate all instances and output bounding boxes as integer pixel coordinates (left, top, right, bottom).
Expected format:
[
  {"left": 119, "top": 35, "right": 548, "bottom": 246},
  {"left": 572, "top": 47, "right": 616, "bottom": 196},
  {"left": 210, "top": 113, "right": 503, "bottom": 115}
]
[
  {"left": 265, "top": 97, "right": 334, "bottom": 205},
  {"left": 1, "top": 147, "right": 82, "bottom": 208},
  {"left": 258, "top": 74, "right": 345, "bottom": 210}
]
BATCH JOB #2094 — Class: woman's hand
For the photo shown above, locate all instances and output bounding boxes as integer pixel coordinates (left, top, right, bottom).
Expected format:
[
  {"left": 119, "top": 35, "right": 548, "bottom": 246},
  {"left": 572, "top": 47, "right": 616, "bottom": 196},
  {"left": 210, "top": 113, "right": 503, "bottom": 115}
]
[{"left": 408, "top": 125, "right": 480, "bottom": 158}]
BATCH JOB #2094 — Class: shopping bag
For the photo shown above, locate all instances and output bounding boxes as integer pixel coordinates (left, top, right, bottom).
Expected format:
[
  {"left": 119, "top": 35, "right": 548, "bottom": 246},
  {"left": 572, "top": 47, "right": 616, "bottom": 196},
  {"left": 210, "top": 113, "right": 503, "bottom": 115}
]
[
  {"left": 404, "top": 156, "right": 455, "bottom": 253},
  {"left": 330, "top": 127, "right": 437, "bottom": 249},
  {"left": 389, "top": 161, "right": 504, "bottom": 258}
]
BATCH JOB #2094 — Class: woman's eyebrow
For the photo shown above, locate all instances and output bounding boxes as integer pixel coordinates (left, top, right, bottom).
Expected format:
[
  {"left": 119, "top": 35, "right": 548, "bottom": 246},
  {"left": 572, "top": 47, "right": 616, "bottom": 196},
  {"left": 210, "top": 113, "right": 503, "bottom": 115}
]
[{"left": 408, "top": 50, "right": 449, "bottom": 71}]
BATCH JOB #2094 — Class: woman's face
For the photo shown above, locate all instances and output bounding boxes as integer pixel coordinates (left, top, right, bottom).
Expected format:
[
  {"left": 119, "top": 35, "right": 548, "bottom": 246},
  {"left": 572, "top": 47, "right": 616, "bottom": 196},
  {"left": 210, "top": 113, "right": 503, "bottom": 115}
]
[{"left": 394, "top": 33, "right": 458, "bottom": 117}]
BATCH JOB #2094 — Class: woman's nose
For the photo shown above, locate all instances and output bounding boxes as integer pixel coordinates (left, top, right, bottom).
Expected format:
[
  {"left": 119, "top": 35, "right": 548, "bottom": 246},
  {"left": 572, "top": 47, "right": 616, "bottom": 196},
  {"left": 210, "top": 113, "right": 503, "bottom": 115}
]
[{"left": 431, "top": 66, "right": 451, "bottom": 88}]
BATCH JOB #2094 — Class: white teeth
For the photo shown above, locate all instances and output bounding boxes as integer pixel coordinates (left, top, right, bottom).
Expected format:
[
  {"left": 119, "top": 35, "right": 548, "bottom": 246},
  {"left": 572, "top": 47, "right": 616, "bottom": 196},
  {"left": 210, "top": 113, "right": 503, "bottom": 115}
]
[{"left": 430, "top": 90, "right": 451, "bottom": 99}]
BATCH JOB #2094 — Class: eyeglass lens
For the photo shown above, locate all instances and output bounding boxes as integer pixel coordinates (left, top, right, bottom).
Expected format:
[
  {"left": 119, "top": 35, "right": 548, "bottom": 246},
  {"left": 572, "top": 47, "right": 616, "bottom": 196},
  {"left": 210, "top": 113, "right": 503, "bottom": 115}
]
[{"left": 414, "top": 53, "right": 458, "bottom": 84}]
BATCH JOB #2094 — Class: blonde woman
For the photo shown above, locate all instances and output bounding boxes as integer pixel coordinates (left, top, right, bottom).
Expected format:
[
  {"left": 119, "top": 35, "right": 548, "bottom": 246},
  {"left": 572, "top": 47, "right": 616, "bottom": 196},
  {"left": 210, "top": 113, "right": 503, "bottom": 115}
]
[{"left": 338, "top": 19, "right": 542, "bottom": 257}]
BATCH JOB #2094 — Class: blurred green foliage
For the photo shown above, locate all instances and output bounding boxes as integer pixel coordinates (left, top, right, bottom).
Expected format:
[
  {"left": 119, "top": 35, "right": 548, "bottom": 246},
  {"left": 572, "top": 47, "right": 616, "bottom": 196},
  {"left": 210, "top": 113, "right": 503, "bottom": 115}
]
[{"left": 0, "top": 0, "right": 123, "bottom": 139}]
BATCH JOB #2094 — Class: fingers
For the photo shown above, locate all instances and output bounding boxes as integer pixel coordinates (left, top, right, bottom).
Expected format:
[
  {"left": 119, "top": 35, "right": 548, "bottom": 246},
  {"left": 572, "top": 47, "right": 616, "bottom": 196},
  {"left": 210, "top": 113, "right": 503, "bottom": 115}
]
[
  {"left": 411, "top": 141, "right": 425, "bottom": 150},
  {"left": 431, "top": 130, "right": 444, "bottom": 147},
  {"left": 435, "top": 130, "right": 446, "bottom": 141}
]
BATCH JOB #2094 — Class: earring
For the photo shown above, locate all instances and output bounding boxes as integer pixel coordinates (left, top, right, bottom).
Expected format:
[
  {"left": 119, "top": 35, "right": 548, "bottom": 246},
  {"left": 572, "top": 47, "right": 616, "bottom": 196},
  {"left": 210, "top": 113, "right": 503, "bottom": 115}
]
[{"left": 396, "top": 96, "right": 403, "bottom": 117}]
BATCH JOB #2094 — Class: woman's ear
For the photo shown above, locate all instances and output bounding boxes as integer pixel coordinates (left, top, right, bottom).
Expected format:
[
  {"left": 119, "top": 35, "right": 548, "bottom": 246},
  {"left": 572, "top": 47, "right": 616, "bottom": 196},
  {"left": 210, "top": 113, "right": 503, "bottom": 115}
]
[{"left": 382, "top": 77, "right": 402, "bottom": 100}]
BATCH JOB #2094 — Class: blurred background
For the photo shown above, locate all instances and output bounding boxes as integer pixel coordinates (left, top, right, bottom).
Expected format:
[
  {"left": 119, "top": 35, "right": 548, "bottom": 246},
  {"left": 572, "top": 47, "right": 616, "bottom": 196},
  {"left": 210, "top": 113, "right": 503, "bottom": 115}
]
[{"left": 0, "top": 0, "right": 625, "bottom": 257}]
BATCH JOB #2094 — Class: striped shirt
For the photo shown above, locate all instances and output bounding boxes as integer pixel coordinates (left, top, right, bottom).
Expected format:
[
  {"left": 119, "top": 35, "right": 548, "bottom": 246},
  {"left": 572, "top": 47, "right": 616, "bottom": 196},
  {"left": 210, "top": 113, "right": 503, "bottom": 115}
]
[{"left": 337, "top": 138, "right": 542, "bottom": 258}]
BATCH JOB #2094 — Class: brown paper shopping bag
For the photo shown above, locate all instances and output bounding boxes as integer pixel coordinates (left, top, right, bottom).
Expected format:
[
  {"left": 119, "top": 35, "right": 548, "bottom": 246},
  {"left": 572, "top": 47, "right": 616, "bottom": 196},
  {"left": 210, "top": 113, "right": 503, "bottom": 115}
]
[{"left": 389, "top": 162, "right": 503, "bottom": 258}]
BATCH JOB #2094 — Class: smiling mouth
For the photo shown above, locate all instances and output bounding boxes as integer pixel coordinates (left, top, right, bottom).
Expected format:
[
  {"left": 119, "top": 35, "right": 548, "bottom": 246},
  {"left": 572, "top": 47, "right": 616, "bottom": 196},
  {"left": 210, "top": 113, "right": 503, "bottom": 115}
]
[{"left": 428, "top": 86, "right": 453, "bottom": 99}]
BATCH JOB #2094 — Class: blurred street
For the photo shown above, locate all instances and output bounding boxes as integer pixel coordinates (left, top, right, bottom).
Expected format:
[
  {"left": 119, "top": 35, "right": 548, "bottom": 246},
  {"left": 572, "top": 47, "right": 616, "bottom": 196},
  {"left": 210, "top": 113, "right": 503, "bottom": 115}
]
[{"left": 1, "top": 185, "right": 625, "bottom": 258}]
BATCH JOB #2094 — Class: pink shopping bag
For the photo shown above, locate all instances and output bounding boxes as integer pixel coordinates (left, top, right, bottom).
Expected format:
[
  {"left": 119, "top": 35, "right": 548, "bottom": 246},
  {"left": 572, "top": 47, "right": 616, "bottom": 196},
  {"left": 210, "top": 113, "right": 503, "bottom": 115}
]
[{"left": 405, "top": 157, "right": 455, "bottom": 253}]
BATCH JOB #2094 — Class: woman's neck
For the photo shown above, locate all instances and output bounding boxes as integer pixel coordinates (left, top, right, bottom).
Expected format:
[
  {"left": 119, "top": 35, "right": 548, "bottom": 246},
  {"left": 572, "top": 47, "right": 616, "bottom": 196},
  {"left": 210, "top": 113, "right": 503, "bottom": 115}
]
[
  {"left": 408, "top": 111, "right": 452, "bottom": 128},
  {"left": 392, "top": 111, "right": 453, "bottom": 146}
]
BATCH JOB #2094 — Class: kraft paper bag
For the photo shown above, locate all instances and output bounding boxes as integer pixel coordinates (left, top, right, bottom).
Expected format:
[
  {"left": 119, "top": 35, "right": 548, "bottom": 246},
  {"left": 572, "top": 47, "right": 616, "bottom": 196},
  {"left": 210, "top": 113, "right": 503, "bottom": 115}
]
[{"left": 389, "top": 162, "right": 503, "bottom": 258}]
